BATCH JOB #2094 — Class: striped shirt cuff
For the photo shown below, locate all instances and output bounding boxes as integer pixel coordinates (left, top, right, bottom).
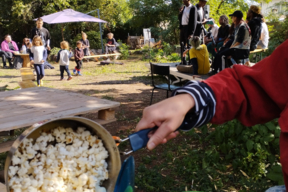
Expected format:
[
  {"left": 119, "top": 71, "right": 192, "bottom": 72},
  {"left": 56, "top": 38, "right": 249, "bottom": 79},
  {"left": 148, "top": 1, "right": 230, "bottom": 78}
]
[{"left": 172, "top": 81, "right": 216, "bottom": 131}]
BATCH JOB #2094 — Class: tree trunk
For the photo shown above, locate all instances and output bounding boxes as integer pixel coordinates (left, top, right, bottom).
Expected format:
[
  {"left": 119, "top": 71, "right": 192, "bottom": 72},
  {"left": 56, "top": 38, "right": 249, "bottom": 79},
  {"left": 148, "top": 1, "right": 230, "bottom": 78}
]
[{"left": 216, "top": 0, "right": 225, "bottom": 14}]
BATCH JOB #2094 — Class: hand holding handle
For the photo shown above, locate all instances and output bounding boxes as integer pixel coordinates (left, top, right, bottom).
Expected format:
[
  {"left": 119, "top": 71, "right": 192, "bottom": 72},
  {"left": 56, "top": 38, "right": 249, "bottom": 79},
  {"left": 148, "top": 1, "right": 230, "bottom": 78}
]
[{"left": 128, "top": 127, "right": 158, "bottom": 153}]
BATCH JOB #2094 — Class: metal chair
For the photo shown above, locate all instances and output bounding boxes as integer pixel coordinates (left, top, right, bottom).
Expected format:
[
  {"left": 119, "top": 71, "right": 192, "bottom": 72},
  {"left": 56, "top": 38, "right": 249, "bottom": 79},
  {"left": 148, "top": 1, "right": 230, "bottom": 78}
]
[{"left": 150, "top": 62, "right": 179, "bottom": 105}]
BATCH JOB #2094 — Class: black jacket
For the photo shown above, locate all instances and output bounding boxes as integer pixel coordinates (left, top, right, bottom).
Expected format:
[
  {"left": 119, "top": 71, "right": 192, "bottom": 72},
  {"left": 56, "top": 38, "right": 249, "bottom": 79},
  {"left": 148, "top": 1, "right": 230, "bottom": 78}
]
[
  {"left": 193, "top": 4, "right": 205, "bottom": 37},
  {"left": 248, "top": 17, "right": 262, "bottom": 51},
  {"left": 178, "top": 5, "right": 197, "bottom": 36}
]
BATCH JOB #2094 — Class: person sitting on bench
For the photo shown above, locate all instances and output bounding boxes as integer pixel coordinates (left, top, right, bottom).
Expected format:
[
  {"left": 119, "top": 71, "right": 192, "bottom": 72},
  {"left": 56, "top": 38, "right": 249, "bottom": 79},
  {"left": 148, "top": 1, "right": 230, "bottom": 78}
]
[
  {"left": 1, "top": 34, "right": 19, "bottom": 69},
  {"left": 207, "top": 15, "right": 230, "bottom": 57},
  {"left": 204, "top": 18, "right": 219, "bottom": 45},
  {"left": 105, "top": 33, "right": 117, "bottom": 54},
  {"left": 179, "top": 36, "right": 210, "bottom": 75},
  {"left": 21, "top": 38, "right": 32, "bottom": 54},
  {"left": 256, "top": 19, "right": 269, "bottom": 49},
  {"left": 209, "top": 11, "right": 251, "bottom": 76},
  {"left": 246, "top": 5, "right": 263, "bottom": 51}
]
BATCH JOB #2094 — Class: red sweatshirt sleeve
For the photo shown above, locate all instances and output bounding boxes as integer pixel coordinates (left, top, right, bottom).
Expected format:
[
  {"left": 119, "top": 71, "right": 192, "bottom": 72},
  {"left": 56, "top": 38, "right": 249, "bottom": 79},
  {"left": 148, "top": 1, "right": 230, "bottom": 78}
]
[
  {"left": 204, "top": 40, "right": 288, "bottom": 189},
  {"left": 204, "top": 40, "right": 288, "bottom": 131}
]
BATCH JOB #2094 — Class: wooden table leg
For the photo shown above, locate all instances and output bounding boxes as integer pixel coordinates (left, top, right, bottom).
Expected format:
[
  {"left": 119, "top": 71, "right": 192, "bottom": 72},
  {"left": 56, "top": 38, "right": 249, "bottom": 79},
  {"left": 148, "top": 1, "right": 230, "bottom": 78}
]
[
  {"left": 98, "top": 109, "right": 116, "bottom": 120},
  {"left": 21, "top": 55, "right": 31, "bottom": 68}
]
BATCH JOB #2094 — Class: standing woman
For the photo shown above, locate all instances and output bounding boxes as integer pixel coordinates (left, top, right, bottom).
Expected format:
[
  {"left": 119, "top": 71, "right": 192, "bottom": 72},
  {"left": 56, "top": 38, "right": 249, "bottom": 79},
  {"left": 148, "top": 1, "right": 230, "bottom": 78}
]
[
  {"left": 30, "top": 36, "right": 47, "bottom": 87},
  {"left": 0, "top": 35, "right": 19, "bottom": 69}
]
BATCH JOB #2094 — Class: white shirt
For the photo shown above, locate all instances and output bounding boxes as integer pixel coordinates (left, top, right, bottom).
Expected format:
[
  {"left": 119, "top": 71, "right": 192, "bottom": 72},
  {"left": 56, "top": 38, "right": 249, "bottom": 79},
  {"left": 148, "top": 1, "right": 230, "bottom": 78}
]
[
  {"left": 258, "top": 22, "right": 269, "bottom": 48},
  {"left": 210, "top": 24, "right": 219, "bottom": 39},
  {"left": 31, "top": 46, "right": 45, "bottom": 64},
  {"left": 182, "top": 4, "right": 193, "bottom": 25},
  {"left": 58, "top": 50, "right": 71, "bottom": 66}
]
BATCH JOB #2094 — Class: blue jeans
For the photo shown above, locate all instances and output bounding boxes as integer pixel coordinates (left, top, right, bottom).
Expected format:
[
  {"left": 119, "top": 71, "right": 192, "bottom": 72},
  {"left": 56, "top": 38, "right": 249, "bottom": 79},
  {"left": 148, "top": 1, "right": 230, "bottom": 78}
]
[
  {"left": 60, "top": 65, "right": 71, "bottom": 79},
  {"left": 34, "top": 64, "right": 45, "bottom": 85}
]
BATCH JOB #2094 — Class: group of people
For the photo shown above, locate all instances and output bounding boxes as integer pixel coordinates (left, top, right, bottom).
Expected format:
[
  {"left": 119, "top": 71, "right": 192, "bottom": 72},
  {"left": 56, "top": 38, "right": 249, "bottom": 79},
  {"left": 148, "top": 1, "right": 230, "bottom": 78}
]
[
  {"left": 178, "top": 0, "right": 269, "bottom": 76},
  {"left": 0, "top": 17, "right": 119, "bottom": 86}
]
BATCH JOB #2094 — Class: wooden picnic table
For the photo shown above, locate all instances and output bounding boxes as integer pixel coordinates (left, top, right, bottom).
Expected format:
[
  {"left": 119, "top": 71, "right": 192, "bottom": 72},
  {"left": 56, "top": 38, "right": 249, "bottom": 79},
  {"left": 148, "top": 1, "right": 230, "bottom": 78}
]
[
  {"left": 0, "top": 87, "right": 120, "bottom": 132},
  {"left": 14, "top": 53, "right": 31, "bottom": 68},
  {"left": 145, "top": 63, "right": 209, "bottom": 84},
  {"left": 169, "top": 66, "right": 209, "bottom": 82}
]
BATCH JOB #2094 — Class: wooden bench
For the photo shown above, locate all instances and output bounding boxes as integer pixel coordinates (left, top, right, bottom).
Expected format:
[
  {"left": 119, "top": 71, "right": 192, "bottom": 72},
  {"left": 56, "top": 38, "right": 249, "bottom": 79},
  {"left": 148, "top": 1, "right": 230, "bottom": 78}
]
[
  {"left": 71, "top": 53, "right": 122, "bottom": 61},
  {"left": 250, "top": 48, "right": 268, "bottom": 62},
  {"left": 18, "top": 68, "right": 37, "bottom": 89}
]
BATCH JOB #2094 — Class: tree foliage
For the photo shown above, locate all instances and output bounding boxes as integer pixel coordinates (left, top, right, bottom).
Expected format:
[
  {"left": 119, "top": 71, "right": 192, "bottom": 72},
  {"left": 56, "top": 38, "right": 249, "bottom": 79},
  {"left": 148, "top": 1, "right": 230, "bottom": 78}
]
[{"left": 0, "top": 0, "right": 132, "bottom": 47}]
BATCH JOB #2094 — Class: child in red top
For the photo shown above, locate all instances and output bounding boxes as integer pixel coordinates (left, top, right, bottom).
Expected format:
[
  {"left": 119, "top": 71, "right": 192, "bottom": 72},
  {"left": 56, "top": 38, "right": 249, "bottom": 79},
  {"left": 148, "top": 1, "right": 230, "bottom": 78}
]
[{"left": 136, "top": 39, "right": 288, "bottom": 189}]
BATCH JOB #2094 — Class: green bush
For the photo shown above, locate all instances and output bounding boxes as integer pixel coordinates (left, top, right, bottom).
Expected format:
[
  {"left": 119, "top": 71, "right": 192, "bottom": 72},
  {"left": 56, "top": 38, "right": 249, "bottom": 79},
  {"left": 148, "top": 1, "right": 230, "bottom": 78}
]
[
  {"left": 141, "top": 44, "right": 180, "bottom": 62},
  {"left": 117, "top": 40, "right": 130, "bottom": 60},
  {"left": 162, "top": 41, "right": 174, "bottom": 56},
  {"left": 167, "top": 53, "right": 181, "bottom": 61},
  {"left": 50, "top": 47, "right": 61, "bottom": 56}
]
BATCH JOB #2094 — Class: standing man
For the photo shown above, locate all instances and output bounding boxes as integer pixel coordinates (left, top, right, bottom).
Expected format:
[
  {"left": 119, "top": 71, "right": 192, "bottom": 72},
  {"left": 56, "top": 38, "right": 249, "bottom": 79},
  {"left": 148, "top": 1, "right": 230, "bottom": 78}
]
[
  {"left": 194, "top": 0, "right": 208, "bottom": 43},
  {"left": 179, "top": 0, "right": 197, "bottom": 65},
  {"left": 31, "top": 18, "right": 51, "bottom": 51},
  {"left": 31, "top": 18, "right": 54, "bottom": 69}
]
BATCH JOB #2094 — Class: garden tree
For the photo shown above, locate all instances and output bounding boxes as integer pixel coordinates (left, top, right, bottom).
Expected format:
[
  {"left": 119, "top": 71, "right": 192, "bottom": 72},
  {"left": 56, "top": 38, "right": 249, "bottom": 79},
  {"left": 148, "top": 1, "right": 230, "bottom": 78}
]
[{"left": 0, "top": 0, "right": 132, "bottom": 48}]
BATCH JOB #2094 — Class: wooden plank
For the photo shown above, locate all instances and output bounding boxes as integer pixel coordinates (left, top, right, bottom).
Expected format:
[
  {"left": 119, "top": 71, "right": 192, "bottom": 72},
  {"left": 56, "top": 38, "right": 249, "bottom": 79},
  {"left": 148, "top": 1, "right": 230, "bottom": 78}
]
[
  {"left": 18, "top": 81, "right": 37, "bottom": 89},
  {"left": 0, "top": 182, "right": 6, "bottom": 192},
  {"left": 83, "top": 53, "right": 121, "bottom": 58},
  {"left": 170, "top": 67, "right": 209, "bottom": 81},
  {"left": 250, "top": 48, "right": 268, "bottom": 54},
  {"left": 98, "top": 109, "right": 115, "bottom": 120},
  {"left": 20, "top": 68, "right": 35, "bottom": 81},
  {"left": 0, "top": 140, "right": 15, "bottom": 153},
  {"left": 0, "top": 87, "right": 120, "bottom": 132}
]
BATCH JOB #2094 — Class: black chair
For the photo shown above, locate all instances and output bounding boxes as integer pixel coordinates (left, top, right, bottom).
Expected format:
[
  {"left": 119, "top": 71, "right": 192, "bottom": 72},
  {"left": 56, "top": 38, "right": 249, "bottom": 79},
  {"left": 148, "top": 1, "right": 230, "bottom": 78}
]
[{"left": 150, "top": 63, "right": 179, "bottom": 105}]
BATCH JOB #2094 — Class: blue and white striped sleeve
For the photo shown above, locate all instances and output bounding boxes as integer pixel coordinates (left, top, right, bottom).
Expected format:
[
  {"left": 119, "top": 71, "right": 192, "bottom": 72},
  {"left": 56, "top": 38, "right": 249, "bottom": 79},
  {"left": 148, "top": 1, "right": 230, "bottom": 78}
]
[{"left": 172, "top": 81, "right": 216, "bottom": 131}]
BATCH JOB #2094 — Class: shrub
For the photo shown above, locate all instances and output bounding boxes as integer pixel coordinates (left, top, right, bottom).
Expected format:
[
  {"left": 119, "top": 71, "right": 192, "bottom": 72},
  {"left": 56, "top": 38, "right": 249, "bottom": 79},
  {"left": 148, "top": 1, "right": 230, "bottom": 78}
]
[
  {"left": 167, "top": 53, "right": 181, "bottom": 61},
  {"left": 71, "top": 31, "right": 101, "bottom": 50},
  {"left": 117, "top": 40, "right": 130, "bottom": 60},
  {"left": 162, "top": 41, "right": 174, "bottom": 56}
]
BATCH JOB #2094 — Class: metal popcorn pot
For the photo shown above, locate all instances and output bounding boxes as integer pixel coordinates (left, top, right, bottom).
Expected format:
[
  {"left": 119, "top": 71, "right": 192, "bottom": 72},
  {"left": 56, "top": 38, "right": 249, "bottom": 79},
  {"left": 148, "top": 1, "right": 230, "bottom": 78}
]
[{"left": 4, "top": 117, "right": 122, "bottom": 192}]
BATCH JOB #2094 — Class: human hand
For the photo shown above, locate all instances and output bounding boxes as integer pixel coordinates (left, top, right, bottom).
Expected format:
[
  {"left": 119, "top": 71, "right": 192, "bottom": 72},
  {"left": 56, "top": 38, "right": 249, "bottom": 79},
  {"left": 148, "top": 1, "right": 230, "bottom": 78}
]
[
  {"left": 41, "top": 60, "right": 45, "bottom": 63},
  {"left": 47, "top": 46, "right": 51, "bottom": 51},
  {"left": 31, "top": 60, "right": 34, "bottom": 64},
  {"left": 136, "top": 94, "right": 195, "bottom": 150},
  {"left": 183, "top": 52, "right": 186, "bottom": 58},
  {"left": 179, "top": 6, "right": 184, "bottom": 12},
  {"left": 188, "top": 35, "right": 192, "bottom": 39}
]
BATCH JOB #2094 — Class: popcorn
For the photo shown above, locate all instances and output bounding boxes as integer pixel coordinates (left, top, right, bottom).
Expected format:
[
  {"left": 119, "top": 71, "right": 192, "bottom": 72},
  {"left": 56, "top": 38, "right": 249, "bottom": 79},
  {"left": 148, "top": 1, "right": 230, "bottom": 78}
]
[
  {"left": 8, "top": 166, "right": 19, "bottom": 178},
  {"left": 9, "top": 126, "right": 109, "bottom": 192}
]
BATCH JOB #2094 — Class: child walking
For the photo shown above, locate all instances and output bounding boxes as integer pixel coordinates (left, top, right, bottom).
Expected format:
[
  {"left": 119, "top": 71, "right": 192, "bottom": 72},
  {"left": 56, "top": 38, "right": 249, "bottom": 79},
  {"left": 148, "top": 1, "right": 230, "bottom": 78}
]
[
  {"left": 30, "top": 36, "right": 47, "bottom": 87},
  {"left": 56, "top": 41, "right": 72, "bottom": 81},
  {"left": 73, "top": 41, "right": 84, "bottom": 76}
]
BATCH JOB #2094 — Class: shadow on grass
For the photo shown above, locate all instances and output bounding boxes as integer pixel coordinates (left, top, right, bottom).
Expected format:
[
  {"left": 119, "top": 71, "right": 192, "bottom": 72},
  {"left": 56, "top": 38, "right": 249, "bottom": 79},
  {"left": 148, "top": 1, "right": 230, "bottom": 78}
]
[{"left": 0, "top": 75, "right": 20, "bottom": 78}]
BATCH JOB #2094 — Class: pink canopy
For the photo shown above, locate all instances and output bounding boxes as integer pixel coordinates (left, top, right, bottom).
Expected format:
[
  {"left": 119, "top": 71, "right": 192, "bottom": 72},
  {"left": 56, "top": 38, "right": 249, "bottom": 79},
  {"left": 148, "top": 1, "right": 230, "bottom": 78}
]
[{"left": 34, "top": 9, "right": 107, "bottom": 24}]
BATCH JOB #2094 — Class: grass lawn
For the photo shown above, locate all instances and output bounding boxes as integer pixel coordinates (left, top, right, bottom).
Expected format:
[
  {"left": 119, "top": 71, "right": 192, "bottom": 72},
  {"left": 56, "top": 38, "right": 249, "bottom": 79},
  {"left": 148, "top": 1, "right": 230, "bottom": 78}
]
[{"left": 0, "top": 55, "right": 277, "bottom": 192}]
